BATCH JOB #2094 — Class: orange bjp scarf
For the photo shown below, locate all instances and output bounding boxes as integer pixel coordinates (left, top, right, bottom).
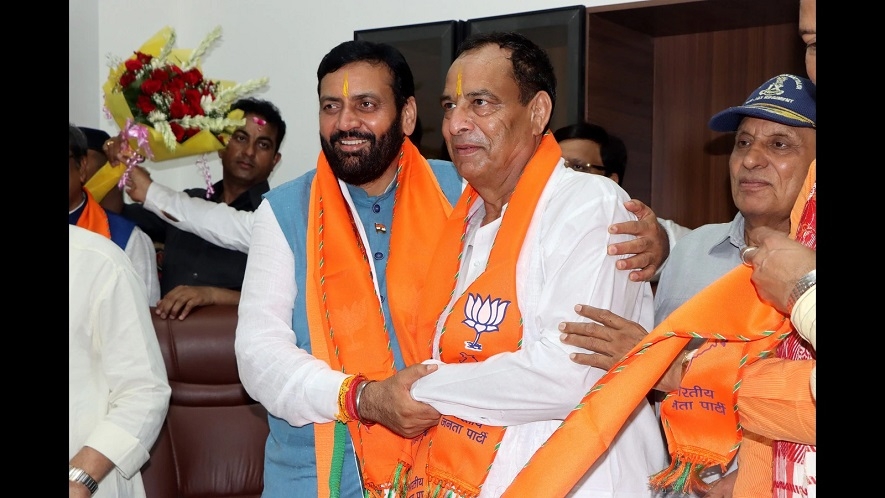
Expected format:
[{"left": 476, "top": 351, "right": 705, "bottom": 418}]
[
  {"left": 75, "top": 188, "right": 111, "bottom": 239},
  {"left": 304, "top": 138, "right": 454, "bottom": 498},
  {"left": 502, "top": 161, "right": 816, "bottom": 497},
  {"left": 408, "top": 134, "right": 561, "bottom": 498}
]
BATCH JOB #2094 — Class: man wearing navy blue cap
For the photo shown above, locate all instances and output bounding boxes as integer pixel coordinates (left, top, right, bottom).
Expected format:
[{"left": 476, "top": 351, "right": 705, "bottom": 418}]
[
  {"left": 566, "top": 73, "right": 816, "bottom": 372},
  {"left": 559, "top": 73, "right": 816, "bottom": 496},
  {"left": 646, "top": 73, "right": 816, "bottom": 495},
  {"left": 655, "top": 72, "right": 815, "bottom": 354},
  {"left": 561, "top": 72, "right": 816, "bottom": 374}
]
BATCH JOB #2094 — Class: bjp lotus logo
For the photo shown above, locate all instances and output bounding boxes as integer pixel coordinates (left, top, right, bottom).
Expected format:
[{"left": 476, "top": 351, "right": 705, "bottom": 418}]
[{"left": 461, "top": 293, "right": 510, "bottom": 351}]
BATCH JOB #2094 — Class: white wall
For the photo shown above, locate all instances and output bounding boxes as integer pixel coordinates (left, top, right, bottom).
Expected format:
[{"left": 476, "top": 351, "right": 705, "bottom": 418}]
[{"left": 70, "top": 0, "right": 649, "bottom": 193}]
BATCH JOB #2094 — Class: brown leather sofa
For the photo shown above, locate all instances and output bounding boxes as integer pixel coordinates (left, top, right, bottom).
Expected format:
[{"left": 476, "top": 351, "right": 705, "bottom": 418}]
[{"left": 141, "top": 304, "right": 268, "bottom": 498}]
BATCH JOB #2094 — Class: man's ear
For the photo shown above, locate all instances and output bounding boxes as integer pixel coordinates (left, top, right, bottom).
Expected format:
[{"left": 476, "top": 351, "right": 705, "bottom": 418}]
[
  {"left": 610, "top": 173, "right": 620, "bottom": 185},
  {"left": 78, "top": 157, "right": 88, "bottom": 184},
  {"left": 272, "top": 152, "right": 282, "bottom": 168},
  {"left": 529, "top": 92, "right": 553, "bottom": 136},
  {"left": 401, "top": 96, "right": 417, "bottom": 136}
]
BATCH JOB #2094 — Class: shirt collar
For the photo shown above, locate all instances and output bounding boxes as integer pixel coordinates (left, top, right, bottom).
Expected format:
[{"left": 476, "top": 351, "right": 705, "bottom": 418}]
[
  {"left": 709, "top": 211, "right": 747, "bottom": 257},
  {"left": 345, "top": 177, "right": 397, "bottom": 207},
  {"left": 69, "top": 191, "right": 86, "bottom": 215}
]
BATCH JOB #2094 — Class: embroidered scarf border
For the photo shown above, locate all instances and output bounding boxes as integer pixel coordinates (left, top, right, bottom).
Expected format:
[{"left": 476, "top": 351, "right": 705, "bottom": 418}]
[
  {"left": 501, "top": 160, "right": 817, "bottom": 497},
  {"left": 410, "top": 134, "right": 562, "bottom": 498},
  {"left": 305, "top": 138, "right": 453, "bottom": 498}
]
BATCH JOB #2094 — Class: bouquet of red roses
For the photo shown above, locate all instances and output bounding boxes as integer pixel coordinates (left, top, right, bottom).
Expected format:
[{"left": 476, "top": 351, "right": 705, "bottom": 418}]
[{"left": 103, "top": 26, "right": 268, "bottom": 162}]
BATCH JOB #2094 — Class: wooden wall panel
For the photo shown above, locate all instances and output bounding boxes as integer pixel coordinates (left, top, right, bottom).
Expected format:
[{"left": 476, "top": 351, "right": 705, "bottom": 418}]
[
  {"left": 585, "top": 15, "right": 655, "bottom": 207},
  {"left": 585, "top": 0, "right": 806, "bottom": 230}
]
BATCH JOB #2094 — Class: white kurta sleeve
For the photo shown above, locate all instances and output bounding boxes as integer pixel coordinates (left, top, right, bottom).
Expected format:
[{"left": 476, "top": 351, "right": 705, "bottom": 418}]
[
  {"left": 124, "top": 226, "right": 161, "bottom": 305},
  {"left": 652, "top": 216, "right": 693, "bottom": 281},
  {"left": 235, "top": 200, "right": 347, "bottom": 426},
  {"left": 85, "top": 265, "right": 169, "bottom": 476},
  {"left": 791, "top": 285, "right": 816, "bottom": 398},
  {"left": 791, "top": 285, "right": 816, "bottom": 351},
  {"left": 659, "top": 216, "right": 692, "bottom": 251},
  {"left": 142, "top": 182, "right": 253, "bottom": 252},
  {"left": 411, "top": 172, "right": 654, "bottom": 426},
  {"left": 70, "top": 227, "right": 170, "bottom": 477}
]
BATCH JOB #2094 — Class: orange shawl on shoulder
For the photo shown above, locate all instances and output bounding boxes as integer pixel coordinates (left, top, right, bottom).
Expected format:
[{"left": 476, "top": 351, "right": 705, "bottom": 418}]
[
  {"left": 408, "top": 134, "right": 561, "bottom": 498},
  {"left": 503, "top": 160, "right": 816, "bottom": 496},
  {"left": 304, "top": 138, "right": 454, "bottom": 498},
  {"left": 74, "top": 188, "right": 111, "bottom": 239}
]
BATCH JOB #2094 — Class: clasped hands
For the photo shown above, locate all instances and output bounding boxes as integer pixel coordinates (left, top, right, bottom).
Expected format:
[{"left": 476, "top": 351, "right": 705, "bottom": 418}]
[
  {"left": 359, "top": 198, "right": 669, "bottom": 437},
  {"left": 356, "top": 363, "right": 442, "bottom": 438}
]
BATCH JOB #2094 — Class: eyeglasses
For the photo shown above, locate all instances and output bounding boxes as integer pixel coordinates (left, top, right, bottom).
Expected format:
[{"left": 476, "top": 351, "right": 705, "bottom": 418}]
[{"left": 562, "top": 158, "right": 606, "bottom": 175}]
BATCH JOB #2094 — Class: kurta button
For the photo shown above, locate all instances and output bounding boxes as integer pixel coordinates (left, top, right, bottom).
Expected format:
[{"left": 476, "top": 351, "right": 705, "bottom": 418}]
[
  {"left": 192, "top": 272, "right": 198, "bottom": 278},
  {"left": 372, "top": 204, "right": 381, "bottom": 213},
  {"left": 373, "top": 252, "right": 383, "bottom": 260}
]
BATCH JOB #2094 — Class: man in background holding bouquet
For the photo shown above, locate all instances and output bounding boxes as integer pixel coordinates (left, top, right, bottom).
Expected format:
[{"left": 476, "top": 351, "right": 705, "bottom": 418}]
[{"left": 115, "top": 97, "right": 286, "bottom": 320}]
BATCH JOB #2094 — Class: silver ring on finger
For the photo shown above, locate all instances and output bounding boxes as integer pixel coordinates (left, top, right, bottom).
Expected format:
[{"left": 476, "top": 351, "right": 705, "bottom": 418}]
[{"left": 740, "top": 246, "right": 758, "bottom": 267}]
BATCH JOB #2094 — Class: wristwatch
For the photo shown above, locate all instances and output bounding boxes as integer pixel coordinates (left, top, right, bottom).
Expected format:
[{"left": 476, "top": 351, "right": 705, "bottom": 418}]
[
  {"left": 787, "top": 269, "right": 816, "bottom": 313},
  {"left": 69, "top": 465, "right": 99, "bottom": 495}
]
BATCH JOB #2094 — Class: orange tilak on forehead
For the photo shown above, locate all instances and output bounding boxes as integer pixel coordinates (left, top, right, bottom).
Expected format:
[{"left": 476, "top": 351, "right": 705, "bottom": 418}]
[
  {"left": 342, "top": 72, "right": 349, "bottom": 98},
  {"left": 456, "top": 70, "right": 463, "bottom": 98}
]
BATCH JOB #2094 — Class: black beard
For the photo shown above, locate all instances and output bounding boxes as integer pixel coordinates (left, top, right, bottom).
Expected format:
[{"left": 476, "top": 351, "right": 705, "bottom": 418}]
[{"left": 320, "top": 115, "right": 404, "bottom": 186}]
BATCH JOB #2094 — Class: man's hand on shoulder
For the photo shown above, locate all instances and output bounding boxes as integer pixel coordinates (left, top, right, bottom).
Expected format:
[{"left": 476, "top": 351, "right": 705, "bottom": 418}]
[
  {"left": 561, "top": 304, "right": 691, "bottom": 393},
  {"left": 607, "top": 199, "right": 669, "bottom": 282},
  {"left": 560, "top": 304, "right": 648, "bottom": 371}
]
